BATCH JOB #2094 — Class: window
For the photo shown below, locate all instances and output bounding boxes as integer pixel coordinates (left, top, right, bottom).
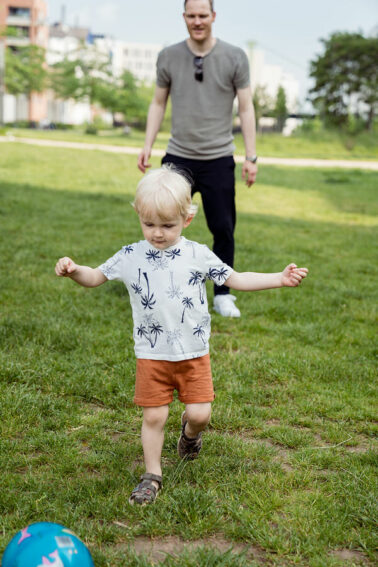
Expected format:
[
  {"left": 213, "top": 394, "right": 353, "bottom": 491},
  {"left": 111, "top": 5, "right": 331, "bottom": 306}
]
[{"left": 8, "top": 8, "right": 31, "bottom": 19}]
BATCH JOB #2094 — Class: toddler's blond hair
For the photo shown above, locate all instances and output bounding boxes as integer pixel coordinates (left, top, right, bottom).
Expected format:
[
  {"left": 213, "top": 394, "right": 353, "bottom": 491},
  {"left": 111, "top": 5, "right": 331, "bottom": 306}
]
[{"left": 133, "top": 165, "right": 197, "bottom": 220}]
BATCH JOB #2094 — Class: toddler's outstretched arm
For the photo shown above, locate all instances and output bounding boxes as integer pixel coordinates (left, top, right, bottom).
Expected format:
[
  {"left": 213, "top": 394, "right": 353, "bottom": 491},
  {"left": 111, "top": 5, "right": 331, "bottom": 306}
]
[
  {"left": 225, "top": 263, "right": 308, "bottom": 291},
  {"left": 55, "top": 257, "right": 107, "bottom": 287}
]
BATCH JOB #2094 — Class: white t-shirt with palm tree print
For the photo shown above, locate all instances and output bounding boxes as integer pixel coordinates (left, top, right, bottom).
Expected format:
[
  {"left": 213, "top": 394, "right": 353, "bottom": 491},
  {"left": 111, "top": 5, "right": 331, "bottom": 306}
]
[{"left": 98, "top": 237, "right": 232, "bottom": 361}]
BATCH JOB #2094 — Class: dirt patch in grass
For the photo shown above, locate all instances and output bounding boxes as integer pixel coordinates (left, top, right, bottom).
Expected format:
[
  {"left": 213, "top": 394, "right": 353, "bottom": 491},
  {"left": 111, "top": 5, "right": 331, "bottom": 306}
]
[
  {"left": 345, "top": 445, "right": 368, "bottom": 453},
  {"left": 117, "top": 535, "right": 270, "bottom": 564},
  {"left": 266, "top": 419, "right": 281, "bottom": 426},
  {"left": 83, "top": 401, "right": 107, "bottom": 412},
  {"left": 210, "top": 430, "right": 295, "bottom": 473},
  {"left": 109, "top": 431, "right": 124, "bottom": 441},
  {"left": 239, "top": 433, "right": 294, "bottom": 463},
  {"left": 313, "top": 433, "right": 373, "bottom": 453},
  {"left": 79, "top": 441, "right": 91, "bottom": 454},
  {"left": 330, "top": 548, "right": 374, "bottom": 565},
  {"left": 277, "top": 460, "right": 294, "bottom": 473},
  {"left": 130, "top": 457, "right": 144, "bottom": 472}
]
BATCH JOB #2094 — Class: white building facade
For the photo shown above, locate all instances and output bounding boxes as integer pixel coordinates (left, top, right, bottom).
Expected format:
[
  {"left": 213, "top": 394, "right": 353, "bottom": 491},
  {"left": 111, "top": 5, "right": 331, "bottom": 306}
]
[
  {"left": 45, "top": 26, "right": 162, "bottom": 124},
  {"left": 246, "top": 44, "right": 300, "bottom": 114}
]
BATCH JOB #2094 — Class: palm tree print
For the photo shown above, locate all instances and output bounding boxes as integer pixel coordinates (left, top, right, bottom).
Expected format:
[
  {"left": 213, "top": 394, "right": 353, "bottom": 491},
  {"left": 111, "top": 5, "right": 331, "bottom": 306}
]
[
  {"left": 181, "top": 296, "right": 194, "bottom": 323},
  {"left": 193, "top": 315, "right": 210, "bottom": 346},
  {"left": 137, "top": 315, "right": 163, "bottom": 348},
  {"left": 122, "top": 245, "right": 134, "bottom": 254},
  {"left": 141, "top": 272, "right": 156, "bottom": 310},
  {"left": 188, "top": 270, "right": 206, "bottom": 304},
  {"left": 150, "top": 322, "right": 163, "bottom": 345},
  {"left": 131, "top": 268, "right": 143, "bottom": 295},
  {"left": 131, "top": 282, "right": 143, "bottom": 294},
  {"left": 137, "top": 324, "right": 148, "bottom": 340},
  {"left": 146, "top": 249, "right": 168, "bottom": 270},
  {"left": 101, "top": 254, "right": 121, "bottom": 279},
  {"left": 207, "top": 266, "right": 229, "bottom": 283},
  {"left": 146, "top": 249, "right": 161, "bottom": 262},
  {"left": 166, "top": 272, "right": 183, "bottom": 300},
  {"left": 166, "top": 328, "right": 185, "bottom": 354},
  {"left": 185, "top": 240, "right": 196, "bottom": 258},
  {"left": 165, "top": 248, "right": 181, "bottom": 260},
  {"left": 193, "top": 324, "right": 206, "bottom": 346},
  {"left": 188, "top": 271, "right": 202, "bottom": 285}
]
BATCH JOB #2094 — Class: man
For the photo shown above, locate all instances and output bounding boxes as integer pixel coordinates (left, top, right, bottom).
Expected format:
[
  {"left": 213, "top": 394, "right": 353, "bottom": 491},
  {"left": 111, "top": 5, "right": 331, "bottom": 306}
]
[{"left": 138, "top": 0, "right": 258, "bottom": 318}]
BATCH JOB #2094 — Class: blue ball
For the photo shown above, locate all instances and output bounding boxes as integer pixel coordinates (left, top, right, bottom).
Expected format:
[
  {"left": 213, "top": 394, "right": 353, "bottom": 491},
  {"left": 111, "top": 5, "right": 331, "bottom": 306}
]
[{"left": 2, "top": 522, "right": 94, "bottom": 567}]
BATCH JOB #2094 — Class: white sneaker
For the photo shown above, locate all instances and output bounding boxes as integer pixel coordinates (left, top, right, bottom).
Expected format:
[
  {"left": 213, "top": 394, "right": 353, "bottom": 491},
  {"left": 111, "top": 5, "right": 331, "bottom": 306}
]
[{"left": 213, "top": 294, "right": 240, "bottom": 318}]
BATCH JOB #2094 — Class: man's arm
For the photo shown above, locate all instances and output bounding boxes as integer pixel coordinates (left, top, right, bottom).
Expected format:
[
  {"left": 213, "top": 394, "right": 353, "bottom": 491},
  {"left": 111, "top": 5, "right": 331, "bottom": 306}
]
[
  {"left": 55, "top": 257, "right": 107, "bottom": 287},
  {"left": 237, "top": 86, "right": 258, "bottom": 187},
  {"left": 225, "top": 264, "right": 308, "bottom": 291},
  {"left": 138, "top": 86, "right": 170, "bottom": 173}
]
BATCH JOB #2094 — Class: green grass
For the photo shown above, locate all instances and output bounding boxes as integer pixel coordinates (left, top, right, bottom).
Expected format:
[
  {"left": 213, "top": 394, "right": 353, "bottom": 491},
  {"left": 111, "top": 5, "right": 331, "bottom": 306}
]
[
  {"left": 0, "top": 143, "right": 377, "bottom": 566},
  {"left": 4, "top": 126, "right": 170, "bottom": 151},
  {"left": 4, "top": 125, "right": 378, "bottom": 160},
  {"left": 233, "top": 128, "right": 378, "bottom": 160}
]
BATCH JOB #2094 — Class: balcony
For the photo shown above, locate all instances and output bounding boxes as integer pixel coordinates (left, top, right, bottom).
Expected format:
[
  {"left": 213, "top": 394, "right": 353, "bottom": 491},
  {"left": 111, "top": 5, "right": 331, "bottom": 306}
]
[
  {"left": 6, "top": 36, "right": 30, "bottom": 47},
  {"left": 7, "top": 16, "right": 32, "bottom": 27}
]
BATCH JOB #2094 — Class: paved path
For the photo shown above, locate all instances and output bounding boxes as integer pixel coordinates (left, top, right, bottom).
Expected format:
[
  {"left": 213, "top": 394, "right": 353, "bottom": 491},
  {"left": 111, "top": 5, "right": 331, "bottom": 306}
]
[{"left": 1, "top": 135, "right": 377, "bottom": 171}]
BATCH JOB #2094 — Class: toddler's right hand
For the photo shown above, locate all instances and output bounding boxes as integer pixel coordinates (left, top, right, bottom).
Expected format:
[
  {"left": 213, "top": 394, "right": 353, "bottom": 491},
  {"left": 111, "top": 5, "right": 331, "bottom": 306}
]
[{"left": 55, "top": 257, "right": 78, "bottom": 277}]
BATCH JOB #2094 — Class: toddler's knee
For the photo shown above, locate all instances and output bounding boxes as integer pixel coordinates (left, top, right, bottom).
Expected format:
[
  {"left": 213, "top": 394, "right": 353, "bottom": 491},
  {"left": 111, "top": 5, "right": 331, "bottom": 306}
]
[
  {"left": 143, "top": 406, "right": 168, "bottom": 429},
  {"left": 186, "top": 405, "right": 211, "bottom": 428}
]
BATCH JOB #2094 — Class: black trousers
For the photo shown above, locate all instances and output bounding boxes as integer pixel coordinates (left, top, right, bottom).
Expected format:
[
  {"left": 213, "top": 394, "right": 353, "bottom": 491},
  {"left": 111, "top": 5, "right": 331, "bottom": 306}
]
[{"left": 162, "top": 153, "right": 236, "bottom": 296}]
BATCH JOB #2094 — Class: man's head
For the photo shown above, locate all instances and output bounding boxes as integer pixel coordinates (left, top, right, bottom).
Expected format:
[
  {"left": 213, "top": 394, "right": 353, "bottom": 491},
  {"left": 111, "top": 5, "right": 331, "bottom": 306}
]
[
  {"left": 184, "top": 0, "right": 214, "bottom": 10},
  {"left": 183, "top": 0, "right": 216, "bottom": 44}
]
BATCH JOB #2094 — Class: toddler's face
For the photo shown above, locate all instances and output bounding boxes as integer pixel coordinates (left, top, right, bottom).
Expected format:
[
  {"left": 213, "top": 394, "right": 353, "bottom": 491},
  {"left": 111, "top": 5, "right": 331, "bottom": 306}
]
[{"left": 139, "top": 209, "right": 192, "bottom": 250}]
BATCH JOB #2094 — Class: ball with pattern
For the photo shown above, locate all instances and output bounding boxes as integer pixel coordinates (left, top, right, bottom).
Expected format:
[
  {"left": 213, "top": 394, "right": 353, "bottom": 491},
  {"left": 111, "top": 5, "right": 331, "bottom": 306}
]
[{"left": 2, "top": 522, "right": 94, "bottom": 567}]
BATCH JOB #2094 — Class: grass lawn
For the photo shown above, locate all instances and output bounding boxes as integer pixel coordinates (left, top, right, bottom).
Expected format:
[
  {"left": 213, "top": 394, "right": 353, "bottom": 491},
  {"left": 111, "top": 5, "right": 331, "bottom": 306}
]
[
  {"left": 0, "top": 144, "right": 377, "bottom": 566},
  {"left": 4, "top": 126, "right": 378, "bottom": 161}
]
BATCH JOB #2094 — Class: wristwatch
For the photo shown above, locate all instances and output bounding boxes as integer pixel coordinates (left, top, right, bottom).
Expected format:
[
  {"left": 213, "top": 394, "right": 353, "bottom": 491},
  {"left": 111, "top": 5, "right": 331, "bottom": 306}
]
[{"left": 246, "top": 155, "right": 258, "bottom": 163}]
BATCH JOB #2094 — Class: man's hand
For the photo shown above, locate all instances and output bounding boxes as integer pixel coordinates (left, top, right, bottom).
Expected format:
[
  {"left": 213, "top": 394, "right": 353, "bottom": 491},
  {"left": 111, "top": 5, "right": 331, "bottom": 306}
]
[
  {"left": 281, "top": 263, "right": 308, "bottom": 287},
  {"left": 242, "top": 160, "right": 258, "bottom": 187},
  {"left": 55, "top": 257, "right": 78, "bottom": 277},
  {"left": 137, "top": 147, "right": 152, "bottom": 173}
]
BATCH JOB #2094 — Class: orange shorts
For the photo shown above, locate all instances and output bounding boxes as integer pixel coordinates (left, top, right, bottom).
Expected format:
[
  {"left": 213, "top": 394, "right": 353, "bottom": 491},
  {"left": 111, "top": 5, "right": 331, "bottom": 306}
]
[{"left": 134, "top": 354, "right": 214, "bottom": 407}]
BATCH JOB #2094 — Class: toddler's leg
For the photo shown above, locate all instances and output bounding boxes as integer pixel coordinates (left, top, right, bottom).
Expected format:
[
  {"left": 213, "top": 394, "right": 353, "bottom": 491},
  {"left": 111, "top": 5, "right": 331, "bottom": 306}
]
[
  {"left": 178, "top": 402, "right": 211, "bottom": 459},
  {"left": 141, "top": 404, "right": 169, "bottom": 479},
  {"left": 184, "top": 402, "right": 211, "bottom": 437},
  {"left": 129, "top": 405, "right": 169, "bottom": 506}
]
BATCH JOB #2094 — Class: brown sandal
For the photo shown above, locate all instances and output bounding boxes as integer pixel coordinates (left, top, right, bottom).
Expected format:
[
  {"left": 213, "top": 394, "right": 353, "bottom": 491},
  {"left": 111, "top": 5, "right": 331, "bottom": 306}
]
[
  {"left": 177, "top": 411, "right": 203, "bottom": 459},
  {"left": 129, "top": 473, "right": 162, "bottom": 506}
]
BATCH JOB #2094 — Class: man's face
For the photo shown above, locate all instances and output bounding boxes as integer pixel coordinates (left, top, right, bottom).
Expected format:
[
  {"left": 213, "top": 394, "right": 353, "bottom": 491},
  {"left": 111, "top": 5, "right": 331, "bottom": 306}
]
[{"left": 183, "top": 0, "right": 216, "bottom": 43}]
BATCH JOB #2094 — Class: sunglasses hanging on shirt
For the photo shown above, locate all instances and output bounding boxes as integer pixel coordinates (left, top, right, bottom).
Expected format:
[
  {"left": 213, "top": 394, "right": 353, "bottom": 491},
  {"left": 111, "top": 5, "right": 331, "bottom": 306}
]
[{"left": 193, "top": 56, "right": 204, "bottom": 82}]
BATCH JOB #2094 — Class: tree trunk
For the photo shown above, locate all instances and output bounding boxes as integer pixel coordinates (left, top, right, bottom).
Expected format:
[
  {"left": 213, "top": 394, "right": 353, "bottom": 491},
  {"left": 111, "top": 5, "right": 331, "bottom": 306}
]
[{"left": 367, "top": 105, "right": 374, "bottom": 131}]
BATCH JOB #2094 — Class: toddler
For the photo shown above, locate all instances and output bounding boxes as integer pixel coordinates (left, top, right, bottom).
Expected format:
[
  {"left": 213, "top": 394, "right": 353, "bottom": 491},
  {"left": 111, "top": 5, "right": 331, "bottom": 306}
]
[{"left": 55, "top": 165, "right": 308, "bottom": 506}]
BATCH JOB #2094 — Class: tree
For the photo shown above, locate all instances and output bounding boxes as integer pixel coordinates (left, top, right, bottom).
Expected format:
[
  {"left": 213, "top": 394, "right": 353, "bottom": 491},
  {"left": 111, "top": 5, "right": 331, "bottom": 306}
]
[
  {"left": 252, "top": 85, "right": 273, "bottom": 131},
  {"left": 5, "top": 44, "right": 46, "bottom": 97},
  {"left": 49, "top": 44, "right": 110, "bottom": 104},
  {"left": 115, "top": 71, "right": 150, "bottom": 126},
  {"left": 309, "top": 32, "right": 378, "bottom": 130},
  {"left": 49, "top": 57, "right": 85, "bottom": 102},
  {"left": 273, "top": 85, "right": 288, "bottom": 132},
  {"left": 4, "top": 44, "right": 47, "bottom": 122},
  {"left": 49, "top": 47, "right": 150, "bottom": 127}
]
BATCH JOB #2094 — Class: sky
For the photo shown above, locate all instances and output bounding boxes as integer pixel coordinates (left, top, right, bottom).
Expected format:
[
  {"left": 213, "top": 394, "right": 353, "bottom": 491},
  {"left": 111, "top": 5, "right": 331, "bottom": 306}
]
[{"left": 47, "top": 0, "right": 378, "bottom": 104}]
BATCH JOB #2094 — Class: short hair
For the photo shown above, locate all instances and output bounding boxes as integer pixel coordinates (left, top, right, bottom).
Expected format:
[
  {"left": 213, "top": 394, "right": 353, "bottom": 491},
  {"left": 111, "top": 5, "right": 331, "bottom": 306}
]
[
  {"left": 133, "top": 165, "right": 197, "bottom": 221},
  {"left": 184, "top": 0, "right": 214, "bottom": 12}
]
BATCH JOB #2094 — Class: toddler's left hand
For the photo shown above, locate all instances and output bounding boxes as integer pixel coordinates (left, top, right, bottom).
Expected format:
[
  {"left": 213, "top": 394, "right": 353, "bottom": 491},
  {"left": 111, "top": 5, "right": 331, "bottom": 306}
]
[{"left": 281, "top": 263, "right": 308, "bottom": 287}]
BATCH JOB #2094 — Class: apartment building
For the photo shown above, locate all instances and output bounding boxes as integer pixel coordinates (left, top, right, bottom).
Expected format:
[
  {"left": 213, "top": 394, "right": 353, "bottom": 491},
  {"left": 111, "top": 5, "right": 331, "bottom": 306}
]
[
  {"left": 46, "top": 27, "right": 162, "bottom": 125},
  {"left": 246, "top": 44, "right": 300, "bottom": 114},
  {"left": 0, "top": 0, "right": 48, "bottom": 122}
]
